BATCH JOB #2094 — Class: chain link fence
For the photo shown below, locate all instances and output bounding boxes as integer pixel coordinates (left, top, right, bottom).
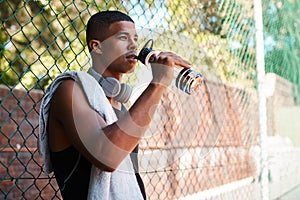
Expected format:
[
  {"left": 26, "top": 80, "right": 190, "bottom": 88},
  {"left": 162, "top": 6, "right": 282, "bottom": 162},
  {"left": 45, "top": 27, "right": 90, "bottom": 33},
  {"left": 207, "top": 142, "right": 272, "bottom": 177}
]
[{"left": 0, "top": 0, "right": 299, "bottom": 199}]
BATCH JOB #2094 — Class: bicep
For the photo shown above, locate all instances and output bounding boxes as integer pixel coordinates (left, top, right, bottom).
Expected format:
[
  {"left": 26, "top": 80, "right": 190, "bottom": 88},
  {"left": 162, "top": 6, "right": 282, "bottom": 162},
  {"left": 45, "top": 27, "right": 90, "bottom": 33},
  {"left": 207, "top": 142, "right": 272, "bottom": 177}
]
[
  {"left": 52, "top": 80, "right": 139, "bottom": 171},
  {"left": 52, "top": 80, "right": 111, "bottom": 170}
]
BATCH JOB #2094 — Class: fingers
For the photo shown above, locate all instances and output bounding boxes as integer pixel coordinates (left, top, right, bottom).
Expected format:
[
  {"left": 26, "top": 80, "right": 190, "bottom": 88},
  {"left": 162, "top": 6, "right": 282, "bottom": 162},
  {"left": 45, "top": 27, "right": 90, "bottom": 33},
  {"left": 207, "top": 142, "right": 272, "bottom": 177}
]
[
  {"left": 151, "top": 52, "right": 191, "bottom": 69},
  {"left": 149, "top": 51, "right": 191, "bottom": 87}
]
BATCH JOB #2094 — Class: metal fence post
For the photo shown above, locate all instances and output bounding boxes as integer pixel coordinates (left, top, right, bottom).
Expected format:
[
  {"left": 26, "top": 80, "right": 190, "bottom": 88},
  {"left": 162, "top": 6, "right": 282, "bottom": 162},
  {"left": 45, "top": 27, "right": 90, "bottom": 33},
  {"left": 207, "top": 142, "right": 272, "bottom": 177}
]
[{"left": 254, "top": 0, "right": 269, "bottom": 199}]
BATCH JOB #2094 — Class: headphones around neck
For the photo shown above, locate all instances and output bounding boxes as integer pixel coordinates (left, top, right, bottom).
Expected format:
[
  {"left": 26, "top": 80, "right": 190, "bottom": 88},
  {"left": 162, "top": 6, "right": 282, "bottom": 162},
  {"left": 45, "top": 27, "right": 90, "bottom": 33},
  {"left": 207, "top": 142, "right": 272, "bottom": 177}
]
[{"left": 87, "top": 68, "right": 132, "bottom": 103}]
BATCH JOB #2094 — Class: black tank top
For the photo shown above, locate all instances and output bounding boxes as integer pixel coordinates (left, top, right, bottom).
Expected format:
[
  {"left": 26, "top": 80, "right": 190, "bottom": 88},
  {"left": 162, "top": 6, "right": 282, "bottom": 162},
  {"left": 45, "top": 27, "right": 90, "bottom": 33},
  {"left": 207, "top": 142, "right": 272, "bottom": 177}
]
[
  {"left": 50, "top": 146, "right": 91, "bottom": 199},
  {"left": 50, "top": 105, "right": 146, "bottom": 200}
]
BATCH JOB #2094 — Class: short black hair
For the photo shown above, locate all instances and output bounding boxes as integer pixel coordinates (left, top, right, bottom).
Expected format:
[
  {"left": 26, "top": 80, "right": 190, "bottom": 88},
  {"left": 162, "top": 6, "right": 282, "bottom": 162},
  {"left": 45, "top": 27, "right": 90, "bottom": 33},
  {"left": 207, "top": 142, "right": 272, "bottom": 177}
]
[{"left": 86, "top": 10, "right": 134, "bottom": 51}]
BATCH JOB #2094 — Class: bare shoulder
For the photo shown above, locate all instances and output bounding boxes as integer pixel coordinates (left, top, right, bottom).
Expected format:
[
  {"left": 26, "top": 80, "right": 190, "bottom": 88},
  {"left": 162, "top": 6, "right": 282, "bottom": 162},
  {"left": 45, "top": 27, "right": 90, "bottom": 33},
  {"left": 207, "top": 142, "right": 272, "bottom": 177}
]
[
  {"left": 48, "top": 79, "right": 89, "bottom": 151},
  {"left": 51, "top": 79, "right": 89, "bottom": 116}
]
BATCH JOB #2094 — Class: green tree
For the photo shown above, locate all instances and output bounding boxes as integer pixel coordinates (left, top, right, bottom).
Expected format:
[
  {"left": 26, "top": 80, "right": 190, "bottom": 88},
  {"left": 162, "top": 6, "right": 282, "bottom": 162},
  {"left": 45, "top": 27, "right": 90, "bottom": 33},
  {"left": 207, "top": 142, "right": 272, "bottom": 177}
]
[
  {"left": 0, "top": 0, "right": 124, "bottom": 90},
  {"left": 163, "top": 0, "right": 256, "bottom": 85},
  {"left": 263, "top": 0, "right": 300, "bottom": 84}
]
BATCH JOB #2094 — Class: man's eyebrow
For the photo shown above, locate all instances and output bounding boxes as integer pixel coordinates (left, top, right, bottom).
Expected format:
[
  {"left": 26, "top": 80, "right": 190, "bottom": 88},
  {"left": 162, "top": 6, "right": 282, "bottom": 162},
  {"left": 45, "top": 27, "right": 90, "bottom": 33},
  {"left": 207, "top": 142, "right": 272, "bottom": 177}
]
[{"left": 115, "top": 31, "right": 138, "bottom": 37}]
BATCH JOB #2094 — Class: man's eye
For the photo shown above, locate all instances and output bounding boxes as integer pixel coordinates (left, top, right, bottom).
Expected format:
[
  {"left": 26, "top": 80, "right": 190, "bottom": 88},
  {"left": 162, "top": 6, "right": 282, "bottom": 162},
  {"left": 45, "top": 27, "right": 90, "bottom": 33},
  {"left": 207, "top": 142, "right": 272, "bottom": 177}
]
[{"left": 119, "top": 35, "right": 128, "bottom": 40}]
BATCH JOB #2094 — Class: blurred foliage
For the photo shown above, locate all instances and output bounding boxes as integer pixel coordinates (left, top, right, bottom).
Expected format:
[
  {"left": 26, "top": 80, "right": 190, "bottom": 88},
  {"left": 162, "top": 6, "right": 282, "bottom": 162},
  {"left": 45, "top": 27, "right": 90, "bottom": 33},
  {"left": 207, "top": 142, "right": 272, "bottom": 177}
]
[
  {"left": 0, "top": 0, "right": 262, "bottom": 91},
  {"left": 0, "top": 0, "right": 123, "bottom": 90},
  {"left": 164, "top": 0, "right": 256, "bottom": 85},
  {"left": 263, "top": 0, "right": 300, "bottom": 84}
]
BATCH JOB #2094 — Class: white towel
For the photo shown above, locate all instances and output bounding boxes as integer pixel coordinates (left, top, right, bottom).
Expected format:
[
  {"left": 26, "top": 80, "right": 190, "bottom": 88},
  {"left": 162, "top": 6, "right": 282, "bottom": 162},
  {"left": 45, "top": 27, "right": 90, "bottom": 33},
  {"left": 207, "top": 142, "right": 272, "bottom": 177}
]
[{"left": 38, "top": 70, "right": 143, "bottom": 200}]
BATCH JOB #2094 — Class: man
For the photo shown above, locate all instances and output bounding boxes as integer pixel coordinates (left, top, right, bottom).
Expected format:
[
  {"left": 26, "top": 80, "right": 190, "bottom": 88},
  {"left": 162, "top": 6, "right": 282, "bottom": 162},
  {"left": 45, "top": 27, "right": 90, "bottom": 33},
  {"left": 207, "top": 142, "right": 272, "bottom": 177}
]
[{"left": 39, "top": 10, "right": 191, "bottom": 199}]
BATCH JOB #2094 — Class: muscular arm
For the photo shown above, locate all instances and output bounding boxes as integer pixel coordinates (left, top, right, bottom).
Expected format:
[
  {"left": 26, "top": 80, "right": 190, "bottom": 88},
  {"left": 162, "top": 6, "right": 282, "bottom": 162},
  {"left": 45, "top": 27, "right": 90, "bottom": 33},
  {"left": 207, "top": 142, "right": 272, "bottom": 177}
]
[{"left": 49, "top": 52, "right": 190, "bottom": 172}]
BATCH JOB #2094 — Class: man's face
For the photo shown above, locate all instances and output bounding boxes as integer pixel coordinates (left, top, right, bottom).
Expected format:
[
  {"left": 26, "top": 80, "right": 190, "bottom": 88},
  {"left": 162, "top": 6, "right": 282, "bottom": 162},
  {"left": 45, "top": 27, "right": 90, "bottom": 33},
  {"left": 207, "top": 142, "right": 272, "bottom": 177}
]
[{"left": 100, "top": 21, "right": 138, "bottom": 77}]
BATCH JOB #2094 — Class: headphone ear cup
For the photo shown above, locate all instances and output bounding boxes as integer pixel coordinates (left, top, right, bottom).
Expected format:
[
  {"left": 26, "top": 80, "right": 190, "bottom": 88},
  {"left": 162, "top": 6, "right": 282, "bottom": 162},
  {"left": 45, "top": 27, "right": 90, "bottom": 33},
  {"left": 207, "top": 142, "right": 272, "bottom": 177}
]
[
  {"left": 114, "top": 83, "right": 132, "bottom": 103},
  {"left": 100, "top": 77, "right": 121, "bottom": 98},
  {"left": 87, "top": 67, "right": 132, "bottom": 103}
]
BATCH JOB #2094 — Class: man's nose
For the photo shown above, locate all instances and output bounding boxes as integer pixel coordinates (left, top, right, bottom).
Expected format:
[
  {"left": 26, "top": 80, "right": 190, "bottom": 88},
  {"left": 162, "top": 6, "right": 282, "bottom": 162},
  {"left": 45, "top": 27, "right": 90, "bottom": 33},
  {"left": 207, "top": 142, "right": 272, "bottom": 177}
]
[{"left": 128, "top": 38, "right": 138, "bottom": 51}]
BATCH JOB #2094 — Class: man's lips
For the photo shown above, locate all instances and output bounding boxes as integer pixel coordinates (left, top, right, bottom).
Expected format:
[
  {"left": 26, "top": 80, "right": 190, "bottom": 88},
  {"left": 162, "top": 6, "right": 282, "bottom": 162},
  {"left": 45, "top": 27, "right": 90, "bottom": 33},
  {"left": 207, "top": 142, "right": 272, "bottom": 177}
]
[
  {"left": 125, "top": 53, "right": 137, "bottom": 58},
  {"left": 125, "top": 53, "right": 138, "bottom": 62}
]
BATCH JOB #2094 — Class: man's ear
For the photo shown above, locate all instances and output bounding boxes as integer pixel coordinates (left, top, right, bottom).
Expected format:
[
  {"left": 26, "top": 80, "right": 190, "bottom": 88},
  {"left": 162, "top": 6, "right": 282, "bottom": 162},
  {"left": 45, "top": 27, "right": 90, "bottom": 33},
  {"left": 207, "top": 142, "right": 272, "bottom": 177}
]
[{"left": 89, "top": 40, "right": 102, "bottom": 54}]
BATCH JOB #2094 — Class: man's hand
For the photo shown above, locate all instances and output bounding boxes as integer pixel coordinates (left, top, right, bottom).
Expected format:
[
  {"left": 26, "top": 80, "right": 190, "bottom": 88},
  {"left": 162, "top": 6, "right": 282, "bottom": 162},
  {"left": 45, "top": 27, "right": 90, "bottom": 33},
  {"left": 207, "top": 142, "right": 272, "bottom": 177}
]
[{"left": 149, "top": 52, "right": 191, "bottom": 87}]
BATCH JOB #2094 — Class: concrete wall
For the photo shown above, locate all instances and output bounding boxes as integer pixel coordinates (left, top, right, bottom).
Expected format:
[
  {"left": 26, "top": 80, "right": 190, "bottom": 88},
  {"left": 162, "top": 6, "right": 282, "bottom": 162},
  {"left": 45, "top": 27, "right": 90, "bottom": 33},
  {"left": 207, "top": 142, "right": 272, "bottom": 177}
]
[
  {"left": 265, "top": 73, "right": 298, "bottom": 136},
  {"left": 263, "top": 73, "right": 300, "bottom": 199}
]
